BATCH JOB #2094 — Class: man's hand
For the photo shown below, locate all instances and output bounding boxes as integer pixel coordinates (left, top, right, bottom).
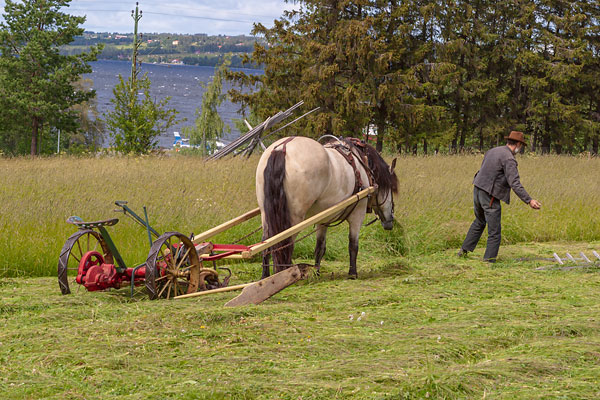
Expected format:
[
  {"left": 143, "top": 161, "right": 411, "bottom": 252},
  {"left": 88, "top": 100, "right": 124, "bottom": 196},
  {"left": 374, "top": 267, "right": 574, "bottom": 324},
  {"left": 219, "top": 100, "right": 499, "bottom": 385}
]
[{"left": 529, "top": 199, "right": 541, "bottom": 209}]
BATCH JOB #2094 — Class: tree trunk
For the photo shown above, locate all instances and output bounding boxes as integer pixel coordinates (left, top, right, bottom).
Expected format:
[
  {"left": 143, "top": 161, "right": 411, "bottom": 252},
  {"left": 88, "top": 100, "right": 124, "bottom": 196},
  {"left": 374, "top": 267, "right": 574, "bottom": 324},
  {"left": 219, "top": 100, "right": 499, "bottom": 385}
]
[
  {"left": 594, "top": 101, "right": 600, "bottom": 155},
  {"left": 554, "top": 143, "right": 562, "bottom": 155},
  {"left": 451, "top": 137, "right": 458, "bottom": 153},
  {"left": 31, "top": 118, "right": 39, "bottom": 155},
  {"left": 459, "top": 100, "right": 470, "bottom": 151},
  {"left": 541, "top": 116, "right": 551, "bottom": 154},
  {"left": 423, "top": 138, "right": 428, "bottom": 155},
  {"left": 375, "top": 107, "right": 386, "bottom": 153}
]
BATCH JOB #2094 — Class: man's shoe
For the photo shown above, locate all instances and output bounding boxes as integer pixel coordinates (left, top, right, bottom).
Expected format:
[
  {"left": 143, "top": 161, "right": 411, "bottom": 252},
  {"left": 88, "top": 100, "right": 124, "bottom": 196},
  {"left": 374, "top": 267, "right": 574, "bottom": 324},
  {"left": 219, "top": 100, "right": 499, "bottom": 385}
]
[
  {"left": 457, "top": 248, "right": 468, "bottom": 257},
  {"left": 484, "top": 258, "right": 496, "bottom": 263}
]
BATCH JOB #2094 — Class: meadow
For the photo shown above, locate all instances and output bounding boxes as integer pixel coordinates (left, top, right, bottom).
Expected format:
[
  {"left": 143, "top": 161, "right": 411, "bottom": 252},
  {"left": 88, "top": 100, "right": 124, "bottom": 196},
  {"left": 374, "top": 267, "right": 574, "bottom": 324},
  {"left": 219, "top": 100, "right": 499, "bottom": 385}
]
[{"left": 1, "top": 153, "right": 600, "bottom": 399}]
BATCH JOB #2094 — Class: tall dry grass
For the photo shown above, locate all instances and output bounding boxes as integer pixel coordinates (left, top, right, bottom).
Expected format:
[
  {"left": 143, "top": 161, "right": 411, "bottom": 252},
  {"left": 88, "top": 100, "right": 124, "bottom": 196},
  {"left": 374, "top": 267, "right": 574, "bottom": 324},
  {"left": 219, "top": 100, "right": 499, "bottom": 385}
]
[
  {"left": 393, "top": 154, "right": 600, "bottom": 254},
  {"left": 0, "top": 153, "right": 599, "bottom": 277}
]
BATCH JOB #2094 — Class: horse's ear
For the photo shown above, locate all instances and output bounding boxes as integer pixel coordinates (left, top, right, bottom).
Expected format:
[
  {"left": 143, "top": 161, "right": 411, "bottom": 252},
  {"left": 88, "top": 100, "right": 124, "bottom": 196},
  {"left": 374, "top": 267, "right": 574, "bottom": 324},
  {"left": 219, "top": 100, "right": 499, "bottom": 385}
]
[{"left": 389, "top": 158, "right": 397, "bottom": 174}]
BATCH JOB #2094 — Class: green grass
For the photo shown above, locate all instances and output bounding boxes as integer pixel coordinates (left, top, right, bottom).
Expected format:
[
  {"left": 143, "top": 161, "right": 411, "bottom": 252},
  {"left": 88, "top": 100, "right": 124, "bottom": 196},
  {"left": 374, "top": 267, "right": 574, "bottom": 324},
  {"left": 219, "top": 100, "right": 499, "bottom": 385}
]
[{"left": 1, "top": 153, "right": 600, "bottom": 398}]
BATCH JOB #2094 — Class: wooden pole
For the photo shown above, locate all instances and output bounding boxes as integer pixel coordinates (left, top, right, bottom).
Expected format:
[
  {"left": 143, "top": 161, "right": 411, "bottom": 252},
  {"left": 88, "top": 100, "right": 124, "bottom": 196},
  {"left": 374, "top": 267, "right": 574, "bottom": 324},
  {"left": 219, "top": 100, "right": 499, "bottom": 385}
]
[
  {"left": 192, "top": 207, "right": 260, "bottom": 244},
  {"left": 242, "top": 186, "right": 376, "bottom": 258},
  {"left": 173, "top": 282, "right": 253, "bottom": 299}
]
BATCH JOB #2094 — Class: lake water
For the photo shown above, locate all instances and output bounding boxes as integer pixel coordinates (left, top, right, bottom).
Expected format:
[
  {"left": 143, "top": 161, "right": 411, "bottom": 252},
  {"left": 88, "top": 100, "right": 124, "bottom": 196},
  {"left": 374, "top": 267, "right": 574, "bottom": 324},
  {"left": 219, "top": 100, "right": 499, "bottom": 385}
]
[{"left": 87, "top": 60, "right": 261, "bottom": 148}]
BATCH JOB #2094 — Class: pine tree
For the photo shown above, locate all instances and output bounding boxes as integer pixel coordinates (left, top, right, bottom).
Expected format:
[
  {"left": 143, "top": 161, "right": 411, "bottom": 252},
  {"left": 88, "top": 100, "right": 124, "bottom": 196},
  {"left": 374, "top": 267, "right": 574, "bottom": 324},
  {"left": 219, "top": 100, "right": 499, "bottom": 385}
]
[
  {"left": 103, "top": 3, "right": 179, "bottom": 155},
  {"left": 104, "top": 73, "right": 179, "bottom": 154},
  {"left": 0, "top": 0, "right": 102, "bottom": 155}
]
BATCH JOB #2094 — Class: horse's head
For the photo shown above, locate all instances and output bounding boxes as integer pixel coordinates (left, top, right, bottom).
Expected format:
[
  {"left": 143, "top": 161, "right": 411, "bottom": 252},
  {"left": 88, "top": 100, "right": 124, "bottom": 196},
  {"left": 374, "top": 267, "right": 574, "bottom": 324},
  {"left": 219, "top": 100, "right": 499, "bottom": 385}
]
[{"left": 359, "top": 143, "right": 398, "bottom": 230}]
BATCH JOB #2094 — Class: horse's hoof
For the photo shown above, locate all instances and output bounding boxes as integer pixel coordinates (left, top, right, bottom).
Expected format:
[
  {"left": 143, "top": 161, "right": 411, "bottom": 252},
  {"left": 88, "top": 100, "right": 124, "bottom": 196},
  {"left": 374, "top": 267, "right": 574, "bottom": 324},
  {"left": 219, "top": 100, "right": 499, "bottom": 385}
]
[{"left": 348, "top": 273, "right": 358, "bottom": 280}]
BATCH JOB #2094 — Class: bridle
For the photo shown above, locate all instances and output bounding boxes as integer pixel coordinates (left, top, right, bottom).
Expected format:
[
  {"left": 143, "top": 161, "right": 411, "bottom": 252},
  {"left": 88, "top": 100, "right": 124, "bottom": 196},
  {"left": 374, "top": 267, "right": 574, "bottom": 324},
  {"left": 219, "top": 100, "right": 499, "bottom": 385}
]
[
  {"left": 342, "top": 138, "right": 395, "bottom": 224},
  {"left": 369, "top": 182, "right": 395, "bottom": 225}
]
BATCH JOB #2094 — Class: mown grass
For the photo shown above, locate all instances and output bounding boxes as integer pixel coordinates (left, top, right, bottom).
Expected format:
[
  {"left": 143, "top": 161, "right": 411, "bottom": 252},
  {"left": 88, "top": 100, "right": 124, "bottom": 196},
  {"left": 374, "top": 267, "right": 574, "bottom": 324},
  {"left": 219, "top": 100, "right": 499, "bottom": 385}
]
[
  {"left": 2, "top": 242, "right": 600, "bottom": 399},
  {"left": 1, "top": 153, "right": 600, "bottom": 398}
]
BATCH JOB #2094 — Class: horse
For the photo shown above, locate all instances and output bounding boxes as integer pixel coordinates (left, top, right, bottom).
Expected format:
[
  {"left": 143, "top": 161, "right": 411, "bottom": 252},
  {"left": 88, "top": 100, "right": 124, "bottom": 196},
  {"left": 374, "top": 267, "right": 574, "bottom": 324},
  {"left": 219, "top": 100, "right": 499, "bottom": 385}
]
[{"left": 255, "top": 136, "right": 398, "bottom": 279}]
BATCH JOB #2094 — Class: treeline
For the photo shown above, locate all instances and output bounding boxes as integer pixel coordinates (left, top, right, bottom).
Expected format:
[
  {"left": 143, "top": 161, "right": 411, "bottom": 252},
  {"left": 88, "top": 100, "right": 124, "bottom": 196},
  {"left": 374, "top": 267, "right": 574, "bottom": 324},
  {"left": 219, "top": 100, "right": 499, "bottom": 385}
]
[
  {"left": 63, "top": 32, "right": 258, "bottom": 68},
  {"left": 228, "top": 0, "right": 600, "bottom": 154}
]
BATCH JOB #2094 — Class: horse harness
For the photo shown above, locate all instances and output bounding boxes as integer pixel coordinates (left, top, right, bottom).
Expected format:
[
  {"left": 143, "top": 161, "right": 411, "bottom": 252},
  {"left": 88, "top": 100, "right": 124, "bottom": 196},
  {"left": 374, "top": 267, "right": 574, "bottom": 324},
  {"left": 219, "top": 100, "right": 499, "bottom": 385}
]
[
  {"left": 273, "top": 136, "right": 391, "bottom": 222},
  {"left": 324, "top": 138, "right": 379, "bottom": 214},
  {"left": 325, "top": 139, "right": 373, "bottom": 192}
]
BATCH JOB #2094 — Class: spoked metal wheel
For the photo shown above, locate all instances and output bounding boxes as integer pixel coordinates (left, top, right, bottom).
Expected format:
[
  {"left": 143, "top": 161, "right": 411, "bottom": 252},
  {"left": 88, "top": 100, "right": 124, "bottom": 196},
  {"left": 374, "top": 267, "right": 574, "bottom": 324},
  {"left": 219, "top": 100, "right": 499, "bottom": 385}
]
[
  {"left": 145, "top": 232, "right": 200, "bottom": 300},
  {"left": 58, "top": 229, "right": 114, "bottom": 295}
]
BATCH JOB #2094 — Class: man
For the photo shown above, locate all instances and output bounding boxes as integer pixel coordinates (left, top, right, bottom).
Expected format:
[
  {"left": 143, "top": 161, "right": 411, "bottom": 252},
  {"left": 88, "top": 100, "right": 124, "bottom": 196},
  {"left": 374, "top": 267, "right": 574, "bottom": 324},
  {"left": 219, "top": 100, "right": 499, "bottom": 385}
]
[{"left": 458, "top": 131, "right": 541, "bottom": 262}]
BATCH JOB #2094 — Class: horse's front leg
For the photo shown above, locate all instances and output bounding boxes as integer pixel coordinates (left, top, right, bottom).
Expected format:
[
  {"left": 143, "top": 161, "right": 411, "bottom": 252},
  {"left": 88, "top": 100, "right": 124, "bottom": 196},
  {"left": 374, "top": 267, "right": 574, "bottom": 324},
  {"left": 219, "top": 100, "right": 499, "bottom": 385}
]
[
  {"left": 314, "top": 224, "right": 328, "bottom": 274},
  {"left": 347, "top": 208, "right": 367, "bottom": 279}
]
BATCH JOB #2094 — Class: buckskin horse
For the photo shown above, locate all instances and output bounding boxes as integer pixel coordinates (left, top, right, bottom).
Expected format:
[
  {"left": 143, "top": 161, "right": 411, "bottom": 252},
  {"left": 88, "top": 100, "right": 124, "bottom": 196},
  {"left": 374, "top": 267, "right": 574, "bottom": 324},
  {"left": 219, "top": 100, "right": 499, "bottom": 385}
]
[{"left": 256, "top": 136, "right": 398, "bottom": 279}]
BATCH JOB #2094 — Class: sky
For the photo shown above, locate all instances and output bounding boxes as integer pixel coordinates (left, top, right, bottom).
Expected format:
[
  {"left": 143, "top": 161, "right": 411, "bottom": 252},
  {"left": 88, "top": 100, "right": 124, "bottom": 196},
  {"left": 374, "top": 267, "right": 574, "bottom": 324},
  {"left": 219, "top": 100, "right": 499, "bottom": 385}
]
[{"left": 0, "top": 0, "right": 296, "bottom": 36}]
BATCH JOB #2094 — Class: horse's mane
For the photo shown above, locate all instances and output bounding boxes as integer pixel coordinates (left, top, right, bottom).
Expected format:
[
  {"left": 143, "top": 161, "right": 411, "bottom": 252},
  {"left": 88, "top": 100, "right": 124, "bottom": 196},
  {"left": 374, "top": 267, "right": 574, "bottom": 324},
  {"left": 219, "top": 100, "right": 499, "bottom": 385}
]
[{"left": 344, "top": 138, "right": 398, "bottom": 194}]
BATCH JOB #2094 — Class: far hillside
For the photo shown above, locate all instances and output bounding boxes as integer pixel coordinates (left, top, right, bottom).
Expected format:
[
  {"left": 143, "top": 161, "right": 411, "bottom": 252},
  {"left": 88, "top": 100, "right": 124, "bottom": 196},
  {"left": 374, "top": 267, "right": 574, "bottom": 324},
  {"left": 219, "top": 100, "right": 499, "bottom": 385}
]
[{"left": 61, "top": 31, "right": 261, "bottom": 68}]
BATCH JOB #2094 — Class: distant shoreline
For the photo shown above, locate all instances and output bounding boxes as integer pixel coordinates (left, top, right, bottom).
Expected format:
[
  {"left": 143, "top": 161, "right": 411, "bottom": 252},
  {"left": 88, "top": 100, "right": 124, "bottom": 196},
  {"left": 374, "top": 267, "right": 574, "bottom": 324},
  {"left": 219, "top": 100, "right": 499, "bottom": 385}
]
[
  {"left": 64, "top": 32, "right": 263, "bottom": 69},
  {"left": 90, "top": 58, "right": 262, "bottom": 72}
]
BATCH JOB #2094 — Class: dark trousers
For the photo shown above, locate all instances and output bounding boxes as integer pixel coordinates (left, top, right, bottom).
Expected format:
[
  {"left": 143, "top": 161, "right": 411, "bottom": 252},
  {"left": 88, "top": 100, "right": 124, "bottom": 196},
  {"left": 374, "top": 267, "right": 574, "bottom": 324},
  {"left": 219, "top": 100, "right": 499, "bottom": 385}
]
[{"left": 462, "top": 186, "right": 502, "bottom": 261}]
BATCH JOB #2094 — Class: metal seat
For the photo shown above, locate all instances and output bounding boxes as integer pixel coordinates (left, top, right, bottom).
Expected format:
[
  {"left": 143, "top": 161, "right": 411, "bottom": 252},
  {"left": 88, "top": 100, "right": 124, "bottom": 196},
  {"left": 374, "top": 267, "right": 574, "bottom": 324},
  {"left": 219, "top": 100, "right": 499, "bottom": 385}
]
[{"left": 66, "top": 216, "right": 119, "bottom": 229}]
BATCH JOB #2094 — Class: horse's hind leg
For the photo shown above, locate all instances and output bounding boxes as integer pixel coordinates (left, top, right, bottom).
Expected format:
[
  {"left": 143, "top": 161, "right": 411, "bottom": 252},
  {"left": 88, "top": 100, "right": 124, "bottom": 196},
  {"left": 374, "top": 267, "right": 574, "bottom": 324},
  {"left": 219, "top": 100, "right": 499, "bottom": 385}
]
[
  {"left": 261, "top": 230, "right": 271, "bottom": 279},
  {"left": 314, "top": 225, "right": 328, "bottom": 274},
  {"left": 261, "top": 250, "right": 271, "bottom": 279}
]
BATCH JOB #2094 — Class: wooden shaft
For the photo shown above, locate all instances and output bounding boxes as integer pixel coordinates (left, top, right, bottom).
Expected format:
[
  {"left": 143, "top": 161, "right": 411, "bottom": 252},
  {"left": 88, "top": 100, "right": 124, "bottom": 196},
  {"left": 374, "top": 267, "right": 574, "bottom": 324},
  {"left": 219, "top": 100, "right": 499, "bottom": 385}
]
[
  {"left": 199, "top": 253, "right": 246, "bottom": 260},
  {"left": 192, "top": 207, "right": 261, "bottom": 244},
  {"left": 243, "top": 186, "right": 376, "bottom": 258},
  {"left": 173, "top": 282, "right": 253, "bottom": 299}
]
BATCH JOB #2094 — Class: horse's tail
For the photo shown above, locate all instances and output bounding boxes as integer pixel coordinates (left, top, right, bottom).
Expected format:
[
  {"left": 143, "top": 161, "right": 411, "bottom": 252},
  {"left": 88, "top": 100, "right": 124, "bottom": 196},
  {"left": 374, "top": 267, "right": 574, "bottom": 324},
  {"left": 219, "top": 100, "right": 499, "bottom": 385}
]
[{"left": 263, "top": 148, "right": 293, "bottom": 270}]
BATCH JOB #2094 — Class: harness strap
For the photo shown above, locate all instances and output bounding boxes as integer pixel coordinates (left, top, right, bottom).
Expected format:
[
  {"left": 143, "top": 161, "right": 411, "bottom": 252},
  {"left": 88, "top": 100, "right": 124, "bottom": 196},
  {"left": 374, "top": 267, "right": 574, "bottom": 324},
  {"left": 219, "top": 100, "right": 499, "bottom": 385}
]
[
  {"left": 345, "top": 138, "right": 375, "bottom": 188},
  {"left": 274, "top": 136, "right": 296, "bottom": 154},
  {"left": 326, "top": 142, "right": 364, "bottom": 195}
]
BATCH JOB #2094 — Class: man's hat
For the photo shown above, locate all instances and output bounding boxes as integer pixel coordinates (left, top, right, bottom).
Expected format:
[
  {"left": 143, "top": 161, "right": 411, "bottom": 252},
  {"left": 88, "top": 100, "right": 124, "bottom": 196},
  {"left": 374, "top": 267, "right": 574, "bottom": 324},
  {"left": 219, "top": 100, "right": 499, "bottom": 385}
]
[{"left": 505, "top": 130, "right": 527, "bottom": 145}]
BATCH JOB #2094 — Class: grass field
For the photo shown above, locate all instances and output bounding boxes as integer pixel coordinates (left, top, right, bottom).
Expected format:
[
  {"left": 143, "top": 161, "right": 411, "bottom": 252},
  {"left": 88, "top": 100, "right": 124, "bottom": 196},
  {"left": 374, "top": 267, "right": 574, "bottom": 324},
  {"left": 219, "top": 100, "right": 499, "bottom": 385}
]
[{"left": 1, "top": 154, "right": 600, "bottom": 398}]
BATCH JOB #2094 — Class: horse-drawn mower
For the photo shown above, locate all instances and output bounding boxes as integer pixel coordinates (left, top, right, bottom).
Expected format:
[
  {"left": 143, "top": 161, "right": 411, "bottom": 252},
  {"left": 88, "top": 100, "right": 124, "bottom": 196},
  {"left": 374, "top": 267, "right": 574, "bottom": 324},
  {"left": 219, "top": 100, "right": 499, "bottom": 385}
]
[
  {"left": 58, "top": 186, "right": 376, "bottom": 304},
  {"left": 58, "top": 201, "right": 227, "bottom": 300}
]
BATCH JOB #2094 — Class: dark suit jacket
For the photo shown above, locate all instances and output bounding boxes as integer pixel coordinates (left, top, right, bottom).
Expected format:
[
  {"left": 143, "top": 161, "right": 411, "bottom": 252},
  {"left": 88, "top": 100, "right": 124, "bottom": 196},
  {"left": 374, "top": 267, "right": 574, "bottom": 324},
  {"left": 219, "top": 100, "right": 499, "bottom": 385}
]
[{"left": 473, "top": 145, "right": 532, "bottom": 205}]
